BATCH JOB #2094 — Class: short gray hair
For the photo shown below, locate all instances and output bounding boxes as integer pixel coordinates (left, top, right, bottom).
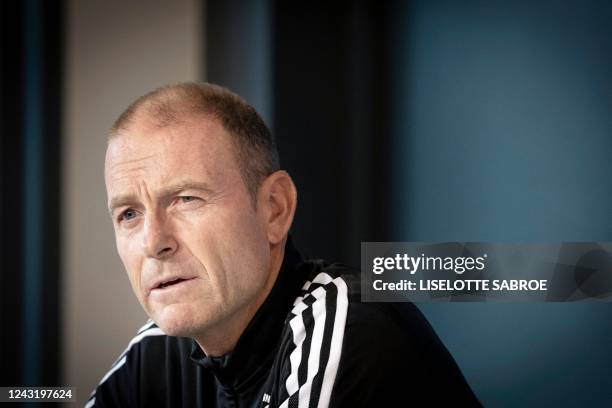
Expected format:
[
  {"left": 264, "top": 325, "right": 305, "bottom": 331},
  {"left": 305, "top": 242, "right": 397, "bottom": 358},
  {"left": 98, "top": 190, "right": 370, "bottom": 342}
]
[{"left": 110, "top": 82, "right": 280, "bottom": 201}]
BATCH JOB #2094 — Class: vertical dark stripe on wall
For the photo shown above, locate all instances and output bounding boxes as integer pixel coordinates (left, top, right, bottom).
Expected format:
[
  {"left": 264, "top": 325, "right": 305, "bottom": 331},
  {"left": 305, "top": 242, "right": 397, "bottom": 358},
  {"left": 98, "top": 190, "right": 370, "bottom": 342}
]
[
  {"left": 22, "top": 0, "right": 45, "bottom": 386},
  {"left": 342, "top": 1, "right": 395, "bottom": 246},
  {"left": 273, "top": 1, "right": 394, "bottom": 267},
  {"left": 0, "top": 0, "right": 26, "bottom": 387},
  {"left": 39, "top": 0, "right": 63, "bottom": 388},
  {"left": 0, "top": 0, "right": 62, "bottom": 389}
]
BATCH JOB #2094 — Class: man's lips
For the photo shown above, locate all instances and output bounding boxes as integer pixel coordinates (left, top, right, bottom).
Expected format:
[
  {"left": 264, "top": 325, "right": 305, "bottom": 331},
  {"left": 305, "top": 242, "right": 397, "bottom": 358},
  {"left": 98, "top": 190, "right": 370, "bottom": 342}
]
[{"left": 149, "top": 276, "right": 197, "bottom": 294}]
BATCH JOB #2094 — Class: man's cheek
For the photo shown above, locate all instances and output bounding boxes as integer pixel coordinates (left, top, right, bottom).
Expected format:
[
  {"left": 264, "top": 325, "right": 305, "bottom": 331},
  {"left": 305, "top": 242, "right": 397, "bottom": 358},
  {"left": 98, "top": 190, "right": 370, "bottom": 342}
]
[
  {"left": 122, "top": 266, "right": 140, "bottom": 300},
  {"left": 117, "top": 237, "right": 140, "bottom": 270},
  {"left": 116, "top": 245, "right": 142, "bottom": 298}
]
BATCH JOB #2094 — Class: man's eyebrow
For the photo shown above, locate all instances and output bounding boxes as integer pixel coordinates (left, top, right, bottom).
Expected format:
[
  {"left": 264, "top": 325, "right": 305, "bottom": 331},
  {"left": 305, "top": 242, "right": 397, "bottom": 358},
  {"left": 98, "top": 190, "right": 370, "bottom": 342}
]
[
  {"left": 108, "top": 181, "right": 215, "bottom": 213},
  {"left": 108, "top": 193, "right": 138, "bottom": 214},
  {"left": 162, "top": 181, "right": 215, "bottom": 195}
]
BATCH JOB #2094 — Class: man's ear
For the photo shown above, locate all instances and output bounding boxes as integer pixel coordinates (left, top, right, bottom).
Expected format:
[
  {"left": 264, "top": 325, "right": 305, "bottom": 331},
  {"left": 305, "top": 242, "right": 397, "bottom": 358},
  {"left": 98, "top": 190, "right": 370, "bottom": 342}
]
[{"left": 258, "top": 170, "right": 297, "bottom": 245}]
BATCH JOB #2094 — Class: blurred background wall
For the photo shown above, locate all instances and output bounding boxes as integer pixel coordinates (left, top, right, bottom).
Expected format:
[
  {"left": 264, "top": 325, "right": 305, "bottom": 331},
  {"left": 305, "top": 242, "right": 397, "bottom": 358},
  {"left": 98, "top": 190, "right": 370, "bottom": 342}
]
[
  {"left": 63, "top": 0, "right": 203, "bottom": 405},
  {"left": 1, "top": 0, "right": 612, "bottom": 406},
  {"left": 391, "top": 1, "right": 612, "bottom": 406}
]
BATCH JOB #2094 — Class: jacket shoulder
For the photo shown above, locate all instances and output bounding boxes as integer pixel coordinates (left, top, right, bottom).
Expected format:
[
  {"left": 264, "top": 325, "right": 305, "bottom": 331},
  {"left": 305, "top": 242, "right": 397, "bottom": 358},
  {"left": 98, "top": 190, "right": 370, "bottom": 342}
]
[
  {"left": 85, "top": 321, "right": 196, "bottom": 407},
  {"left": 292, "top": 261, "right": 481, "bottom": 407}
]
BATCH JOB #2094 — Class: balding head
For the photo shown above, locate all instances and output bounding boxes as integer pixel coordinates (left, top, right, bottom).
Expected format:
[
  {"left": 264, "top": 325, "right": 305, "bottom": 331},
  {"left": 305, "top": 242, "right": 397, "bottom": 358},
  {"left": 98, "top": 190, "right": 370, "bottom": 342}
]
[{"left": 110, "top": 82, "right": 280, "bottom": 201}]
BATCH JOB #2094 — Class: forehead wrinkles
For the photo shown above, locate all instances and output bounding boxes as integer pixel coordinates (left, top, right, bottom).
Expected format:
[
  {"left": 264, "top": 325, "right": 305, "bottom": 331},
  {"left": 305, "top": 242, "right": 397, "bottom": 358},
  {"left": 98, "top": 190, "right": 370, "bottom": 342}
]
[
  {"left": 107, "top": 153, "right": 156, "bottom": 174},
  {"left": 106, "top": 119, "right": 239, "bottom": 193},
  {"left": 105, "top": 149, "right": 161, "bottom": 192}
]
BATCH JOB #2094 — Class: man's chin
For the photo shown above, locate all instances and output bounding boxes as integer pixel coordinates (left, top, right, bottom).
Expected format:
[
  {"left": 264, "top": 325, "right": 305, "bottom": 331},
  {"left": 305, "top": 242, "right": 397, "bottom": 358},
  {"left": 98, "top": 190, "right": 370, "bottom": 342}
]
[{"left": 152, "top": 304, "right": 201, "bottom": 337}]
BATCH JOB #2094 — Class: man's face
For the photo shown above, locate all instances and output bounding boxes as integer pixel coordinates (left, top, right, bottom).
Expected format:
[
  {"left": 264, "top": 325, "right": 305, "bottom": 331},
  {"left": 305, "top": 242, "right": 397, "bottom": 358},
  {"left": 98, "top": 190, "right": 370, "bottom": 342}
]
[{"left": 104, "top": 116, "right": 272, "bottom": 338}]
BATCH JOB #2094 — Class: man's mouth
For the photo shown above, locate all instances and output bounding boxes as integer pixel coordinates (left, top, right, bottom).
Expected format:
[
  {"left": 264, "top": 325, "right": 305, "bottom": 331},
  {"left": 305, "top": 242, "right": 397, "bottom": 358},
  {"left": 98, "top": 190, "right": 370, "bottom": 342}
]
[
  {"left": 152, "top": 277, "right": 195, "bottom": 292},
  {"left": 158, "top": 278, "right": 185, "bottom": 289}
]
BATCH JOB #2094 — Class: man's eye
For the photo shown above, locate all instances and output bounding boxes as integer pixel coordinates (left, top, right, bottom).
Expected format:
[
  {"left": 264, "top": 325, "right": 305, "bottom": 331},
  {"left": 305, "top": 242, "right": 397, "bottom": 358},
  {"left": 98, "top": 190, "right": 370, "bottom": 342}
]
[
  {"left": 180, "top": 196, "right": 197, "bottom": 203},
  {"left": 119, "top": 209, "right": 137, "bottom": 222}
]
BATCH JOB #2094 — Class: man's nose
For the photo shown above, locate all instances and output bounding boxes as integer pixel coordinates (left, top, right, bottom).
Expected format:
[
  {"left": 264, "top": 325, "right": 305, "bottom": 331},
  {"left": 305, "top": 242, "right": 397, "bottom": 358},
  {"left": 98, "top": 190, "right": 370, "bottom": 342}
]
[{"left": 141, "top": 213, "right": 177, "bottom": 259}]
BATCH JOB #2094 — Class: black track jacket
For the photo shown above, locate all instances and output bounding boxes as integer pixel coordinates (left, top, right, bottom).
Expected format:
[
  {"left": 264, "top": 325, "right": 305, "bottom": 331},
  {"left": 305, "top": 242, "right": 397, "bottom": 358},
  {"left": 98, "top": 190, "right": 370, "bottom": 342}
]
[{"left": 86, "top": 240, "right": 480, "bottom": 407}]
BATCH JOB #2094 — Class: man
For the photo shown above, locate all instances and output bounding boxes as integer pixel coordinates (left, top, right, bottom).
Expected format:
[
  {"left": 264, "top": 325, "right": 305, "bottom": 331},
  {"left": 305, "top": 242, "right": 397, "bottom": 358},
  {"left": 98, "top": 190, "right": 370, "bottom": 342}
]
[{"left": 88, "top": 82, "right": 480, "bottom": 407}]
